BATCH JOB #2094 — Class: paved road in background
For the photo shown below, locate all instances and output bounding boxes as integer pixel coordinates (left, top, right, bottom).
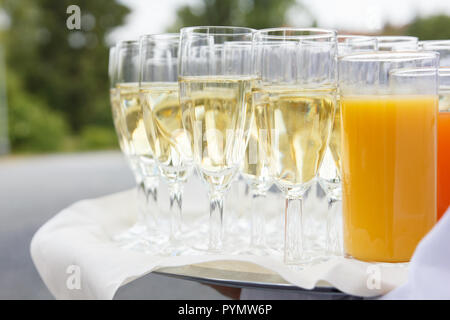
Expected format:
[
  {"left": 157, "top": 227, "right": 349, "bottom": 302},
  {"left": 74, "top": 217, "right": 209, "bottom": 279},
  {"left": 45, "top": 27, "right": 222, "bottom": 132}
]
[{"left": 0, "top": 151, "right": 227, "bottom": 299}]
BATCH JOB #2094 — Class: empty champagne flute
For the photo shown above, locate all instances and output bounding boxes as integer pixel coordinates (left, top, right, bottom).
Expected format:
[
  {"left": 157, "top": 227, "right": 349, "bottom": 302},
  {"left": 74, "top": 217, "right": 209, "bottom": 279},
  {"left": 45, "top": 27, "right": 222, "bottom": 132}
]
[
  {"left": 253, "top": 28, "right": 337, "bottom": 265},
  {"left": 179, "top": 26, "right": 255, "bottom": 252},
  {"left": 318, "top": 35, "right": 378, "bottom": 256},
  {"left": 139, "top": 34, "right": 194, "bottom": 254},
  {"left": 116, "top": 40, "right": 162, "bottom": 250}
]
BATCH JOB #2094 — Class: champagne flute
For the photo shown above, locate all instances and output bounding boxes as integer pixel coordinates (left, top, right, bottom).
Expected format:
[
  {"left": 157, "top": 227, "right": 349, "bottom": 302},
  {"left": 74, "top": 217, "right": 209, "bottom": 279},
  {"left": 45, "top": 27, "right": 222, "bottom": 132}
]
[
  {"left": 139, "top": 33, "right": 193, "bottom": 254},
  {"left": 116, "top": 40, "right": 162, "bottom": 250},
  {"left": 318, "top": 35, "right": 378, "bottom": 256},
  {"left": 179, "top": 26, "right": 255, "bottom": 252},
  {"left": 109, "top": 44, "right": 149, "bottom": 241},
  {"left": 253, "top": 28, "right": 337, "bottom": 265},
  {"left": 229, "top": 40, "right": 274, "bottom": 254}
]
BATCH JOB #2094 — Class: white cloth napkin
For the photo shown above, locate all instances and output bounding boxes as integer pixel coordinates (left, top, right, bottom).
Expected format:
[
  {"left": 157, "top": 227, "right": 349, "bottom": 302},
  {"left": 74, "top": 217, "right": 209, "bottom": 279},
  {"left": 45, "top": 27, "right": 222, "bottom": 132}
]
[{"left": 31, "top": 177, "right": 420, "bottom": 300}]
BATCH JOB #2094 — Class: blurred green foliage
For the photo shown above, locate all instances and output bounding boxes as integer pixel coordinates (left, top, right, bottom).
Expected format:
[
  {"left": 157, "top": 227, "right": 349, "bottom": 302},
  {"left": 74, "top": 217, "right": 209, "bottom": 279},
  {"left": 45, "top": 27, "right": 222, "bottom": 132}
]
[
  {"left": 7, "top": 70, "right": 69, "bottom": 152},
  {"left": 406, "top": 14, "right": 450, "bottom": 40},
  {"left": 78, "top": 125, "right": 119, "bottom": 151},
  {"left": 1, "top": 0, "right": 129, "bottom": 153},
  {"left": 168, "top": 0, "right": 302, "bottom": 31}
]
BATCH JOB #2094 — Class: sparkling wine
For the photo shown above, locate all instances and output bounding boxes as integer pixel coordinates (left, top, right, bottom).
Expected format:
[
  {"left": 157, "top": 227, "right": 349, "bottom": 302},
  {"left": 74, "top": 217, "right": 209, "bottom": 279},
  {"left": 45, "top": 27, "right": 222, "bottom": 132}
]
[
  {"left": 241, "top": 98, "right": 272, "bottom": 188},
  {"left": 179, "top": 76, "right": 254, "bottom": 188},
  {"left": 110, "top": 88, "right": 130, "bottom": 154},
  {"left": 255, "top": 85, "right": 336, "bottom": 191},
  {"left": 328, "top": 99, "right": 341, "bottom": 177},
  {"left": 117, "top": 82, "right": 152, "bottom": 159},
  {"left": 140, "top": 83, "right": 192, "bottom": 181}
]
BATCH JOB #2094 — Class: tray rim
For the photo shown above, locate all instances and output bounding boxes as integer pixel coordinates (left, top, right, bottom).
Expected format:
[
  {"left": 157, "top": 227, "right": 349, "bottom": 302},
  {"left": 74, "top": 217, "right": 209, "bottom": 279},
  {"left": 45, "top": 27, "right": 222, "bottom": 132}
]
[{"left": 153, "top": 264, "right": 352, "bottom": 297}]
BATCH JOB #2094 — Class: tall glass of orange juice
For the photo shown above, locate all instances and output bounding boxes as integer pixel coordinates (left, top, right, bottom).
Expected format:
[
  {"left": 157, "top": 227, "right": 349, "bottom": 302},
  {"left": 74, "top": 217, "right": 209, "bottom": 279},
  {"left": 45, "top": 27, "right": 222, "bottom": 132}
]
[{"left": 338, "top": 52, "right": 439, "bottom": 263}]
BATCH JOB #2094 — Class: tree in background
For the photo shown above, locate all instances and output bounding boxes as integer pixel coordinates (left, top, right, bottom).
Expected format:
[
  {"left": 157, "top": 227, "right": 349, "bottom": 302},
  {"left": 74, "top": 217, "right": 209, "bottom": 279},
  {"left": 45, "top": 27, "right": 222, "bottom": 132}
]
[
  {"left": 2, "top": 0, "right": 129, "bottom": 152},
  {"left": 405, "top": 14, "right": 450, "bottom": 40},
  {"left": 168, "top": 0, "right": 309, "bottom": 31}
]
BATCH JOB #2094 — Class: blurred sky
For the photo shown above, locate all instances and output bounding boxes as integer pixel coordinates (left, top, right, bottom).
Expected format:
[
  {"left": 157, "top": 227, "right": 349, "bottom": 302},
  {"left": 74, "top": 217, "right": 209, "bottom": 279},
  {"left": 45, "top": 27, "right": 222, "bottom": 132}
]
[{"left": 109, "top": 0, "right": 450, "bottom": 43}]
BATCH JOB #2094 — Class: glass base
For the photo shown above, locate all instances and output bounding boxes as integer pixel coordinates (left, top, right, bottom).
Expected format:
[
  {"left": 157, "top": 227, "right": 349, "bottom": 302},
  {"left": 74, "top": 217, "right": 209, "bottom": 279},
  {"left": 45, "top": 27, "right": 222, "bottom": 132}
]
[
  {"left": 112, "top": 222, "right": 147, "bottom": 242},
  {"left": 158, "top": 240, "right": 201, "bottom": 256},
  {"left": 113, "top": 222, "right": 167, "bottom": 254},
  {"left": 284, "top": 253, "right": 331, "bottom": 270},
  {"left": 234, "top": 244, "right": 282, "bottom": 258}
]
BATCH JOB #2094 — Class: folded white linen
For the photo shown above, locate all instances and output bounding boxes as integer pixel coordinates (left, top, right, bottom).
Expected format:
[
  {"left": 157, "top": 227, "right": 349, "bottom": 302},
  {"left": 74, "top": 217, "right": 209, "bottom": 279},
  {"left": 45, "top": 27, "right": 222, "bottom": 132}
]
[{"left": 31, "top": 178, "right": 415, "bottom": 299}]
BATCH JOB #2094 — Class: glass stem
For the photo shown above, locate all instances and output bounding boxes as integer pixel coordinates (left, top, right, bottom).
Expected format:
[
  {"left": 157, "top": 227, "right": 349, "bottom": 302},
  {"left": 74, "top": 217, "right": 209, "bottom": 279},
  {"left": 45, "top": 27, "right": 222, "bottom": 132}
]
[
  {"left": 168, "top": 182, "right": 183, "bottom": 242},
  {"left": 326, "top": 197, "right": 343, "bottom": 256},
  {"left": 284, "top": 195, "right": 303, "bottom": 264},
  {"left": 209, "top": 191, "right": 224, "bottom": 252},
  {"left": 143, "top": 175, "right": 159, "bottom": 229},
  {"left": 250, "top": 191, "right": 266, "bottom": 248},
  {"left": 135, "top": 179, "right": 147, "bottom": 224}
]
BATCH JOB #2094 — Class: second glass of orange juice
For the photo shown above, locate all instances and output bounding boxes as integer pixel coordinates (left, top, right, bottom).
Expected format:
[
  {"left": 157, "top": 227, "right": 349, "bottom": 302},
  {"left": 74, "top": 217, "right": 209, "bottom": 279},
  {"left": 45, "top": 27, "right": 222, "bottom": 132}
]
[{"left": 438, "top": 68, "right": 450, "bottom": 219}]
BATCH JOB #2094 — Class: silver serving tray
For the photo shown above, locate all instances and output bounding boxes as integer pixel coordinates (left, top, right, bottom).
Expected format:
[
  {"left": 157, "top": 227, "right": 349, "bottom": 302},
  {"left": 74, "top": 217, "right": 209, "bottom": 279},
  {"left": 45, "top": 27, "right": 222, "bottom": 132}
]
[{"left": 154, "top": 261, "right": 354, "bottom": 298}]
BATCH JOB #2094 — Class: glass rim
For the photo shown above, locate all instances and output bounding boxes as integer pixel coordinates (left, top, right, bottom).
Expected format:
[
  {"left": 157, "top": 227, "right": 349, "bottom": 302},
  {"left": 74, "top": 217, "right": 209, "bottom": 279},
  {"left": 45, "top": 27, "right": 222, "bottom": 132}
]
[
  {"left": 439, "top": 67, "right": 450, "bottom": 92},
  {"left": 139, "top": 33, "right": 179, "bottom": 42},
  {"left": 376, "top": 35, "right": 418, "bottom": 43},
  {"left": 421, "top": 39, "right": 450, "bottom": 49},
  {"left": 389, "top": 67, "right": 438, "bottom": 77},
  {"left": 338, "top": 50, "right": 439, "bottom": 62},
  {"left": 255, "top": 27, "right": 336, "bottom": 40},
  {"left": 337, "top": 34, "right": 377, "bottom": 43},
  {"left": 180, "top": 26, "right": 255, "bottom": 36},
  {"left": 117, "top": 40, "right": 139, "bottom": 48}
]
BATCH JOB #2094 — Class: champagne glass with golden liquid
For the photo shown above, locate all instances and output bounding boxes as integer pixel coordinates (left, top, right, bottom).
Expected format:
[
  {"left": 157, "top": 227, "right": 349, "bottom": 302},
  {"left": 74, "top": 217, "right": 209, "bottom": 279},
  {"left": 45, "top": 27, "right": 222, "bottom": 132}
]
[
  {"left": 253, "top": 28, "right": 337, "bottom": 265},
  {"left": 115, "top": 40, "right": 163, "bottom": 251},
  {"left": 109, "top": 44, "right": 154, "bottom": 244},
  {"left": 179, "top": 26, "right": 255, "bottom": 252},
  {"left": 318, "top": 35, "right": 378, "bottom": 256},
  {"left": 139, "top": 34, "right": 194, "bottom": 254},
  {"left": 208, "top": 40, "right": 274, "bottom": 255}
]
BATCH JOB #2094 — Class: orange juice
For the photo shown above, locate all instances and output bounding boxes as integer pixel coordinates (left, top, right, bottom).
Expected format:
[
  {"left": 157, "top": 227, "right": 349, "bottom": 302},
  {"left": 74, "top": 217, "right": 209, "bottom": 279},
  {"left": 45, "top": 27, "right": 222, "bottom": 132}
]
[
  {"left": 438, "top": 111, "right": 450, "bottom": 219},
  {"left": 341, "top": 95, "right": 437, "bottom": 262}
]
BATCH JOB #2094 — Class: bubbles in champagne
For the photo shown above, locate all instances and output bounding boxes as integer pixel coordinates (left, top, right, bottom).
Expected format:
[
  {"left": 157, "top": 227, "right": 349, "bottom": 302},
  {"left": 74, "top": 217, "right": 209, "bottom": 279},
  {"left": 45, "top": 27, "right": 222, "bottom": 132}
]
[
  {"left": 179, "top": 76, "right": 255, "bottom": 190},
  {"left": 254, "top": 85, "right": 336, "bottom": 193},
  {"left": 117, "top": 82, "right": 153, "bottom": 159},
  {"left": 140, "top": 82, "right": 192, "bottom": 182}
]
